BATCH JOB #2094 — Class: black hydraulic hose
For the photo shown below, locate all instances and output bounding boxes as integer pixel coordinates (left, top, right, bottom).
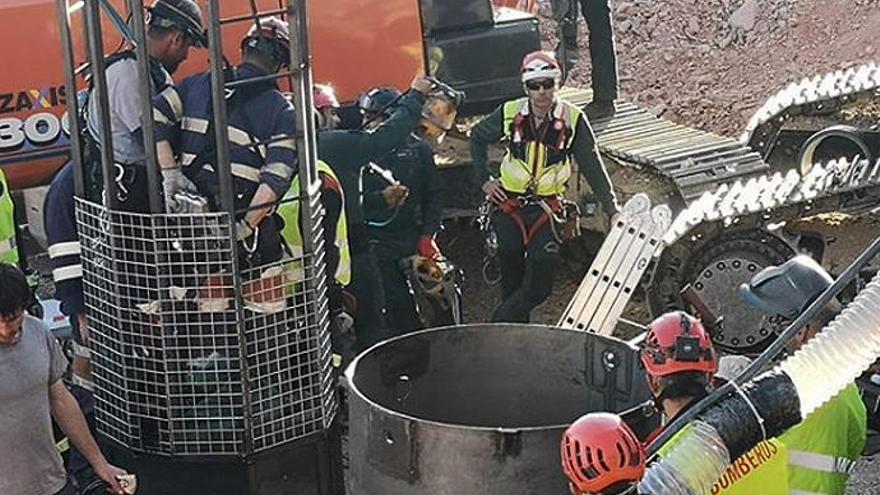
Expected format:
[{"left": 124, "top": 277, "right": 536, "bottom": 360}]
[{"left": 647, "top": 235, "right": 880, "bottom": 457}]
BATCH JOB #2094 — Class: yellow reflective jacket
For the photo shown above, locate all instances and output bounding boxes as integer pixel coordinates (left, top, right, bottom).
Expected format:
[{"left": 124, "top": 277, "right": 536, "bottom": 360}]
[
  {"left": 278, "top": 160, "right": 351, "bottom": 286},
  {"left": 499, "top": 97, "right": 582, "bottom": 196},
  {"left": 0, "top": 168, "right": 18, "bottom": 265},
  {"left": 779, "top": 384, "right": 867, "bottom": 495},
  {"left": 658, "top": 424, "right": 789, "bottom": 495}
]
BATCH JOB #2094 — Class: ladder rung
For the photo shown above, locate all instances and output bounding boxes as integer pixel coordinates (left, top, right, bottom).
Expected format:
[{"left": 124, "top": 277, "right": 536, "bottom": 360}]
[
  {"left": 242, "top": 132, "right": 306, "bottom": 150},
  {"left": 220, "top": 8, "right": 287, "bottom": 25},
  {"left": 226, "top": 70, "right": 293, "bottom": 89}
]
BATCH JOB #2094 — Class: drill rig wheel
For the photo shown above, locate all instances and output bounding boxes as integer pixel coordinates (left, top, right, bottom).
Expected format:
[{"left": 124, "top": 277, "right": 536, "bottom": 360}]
[{"left": 648, "top": 228, "right": 795, "bottom": 353}]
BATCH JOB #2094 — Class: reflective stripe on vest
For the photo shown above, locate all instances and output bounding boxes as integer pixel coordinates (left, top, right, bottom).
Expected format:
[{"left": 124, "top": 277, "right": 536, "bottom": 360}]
[
  {"left": 0, "top": 169, "right": 18, "bottom": 265},
  {"left": 499, "top": 97, "right": 580, "bottom": 196},
  {"left": 788, "top": 451, "right": 855, "bottom": 475},
  {"left": 779, "top": 385, "right": 866, "bottom": 495},
  {"left": 278, "top": 160, "right": 351, "bottom": 286}
]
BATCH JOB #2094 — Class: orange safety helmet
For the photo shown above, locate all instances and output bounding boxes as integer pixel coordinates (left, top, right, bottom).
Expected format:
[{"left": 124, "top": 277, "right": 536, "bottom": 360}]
[
  {"left": 313, "top": 84, "right": 340, "bottom": 110},
  {"left": 521, "top": 50, "right": 561, "bottom": 83},
  {"left": 561, "top": 412, "right": 645, "bottom": 495},
  {"left": 640, "top": 311, "right": 717, "bottom": 378}
]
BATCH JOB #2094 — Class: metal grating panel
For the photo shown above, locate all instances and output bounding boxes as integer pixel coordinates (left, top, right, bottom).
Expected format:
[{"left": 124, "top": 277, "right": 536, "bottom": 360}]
[{"left": 77, "top": 198, "right": 335, "bottom": 456}]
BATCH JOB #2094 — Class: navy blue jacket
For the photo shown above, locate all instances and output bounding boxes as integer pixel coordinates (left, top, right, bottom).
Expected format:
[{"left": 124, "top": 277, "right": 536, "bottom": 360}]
[
  {"left": 153, "top": 63, "right": 298, "bottom": 211},
  {"left": 363, "top": 133, "right": 444, "bottom": 257},
  {"left": 44, "top": 162, "right": 83, "bottom": 316},
  {"left": 318, "top": 90, "right": 425, "bottom": 251}
]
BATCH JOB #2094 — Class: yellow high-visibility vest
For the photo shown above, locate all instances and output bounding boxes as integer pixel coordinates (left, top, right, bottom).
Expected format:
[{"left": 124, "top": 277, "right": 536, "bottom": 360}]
[
  {"left": 658, "top": 424, "right": 790, "bottom": 495},
  {"left": 0, "top": 168, "right": 19, "bottom": 265},
  {"left": 498, "top": 97, "right": 581, "bottom": 196},
  {"left": 779, "top": 384, "right": 867, "bottom": 495},
  {"left": 278, "top": 160, "right": 351, "bottom": 286}
]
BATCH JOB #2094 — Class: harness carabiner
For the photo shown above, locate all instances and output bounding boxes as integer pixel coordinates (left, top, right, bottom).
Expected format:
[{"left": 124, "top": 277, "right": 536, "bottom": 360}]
[
  {"left": 114, "top": 163, "right": 129, "bottom": 202},
  {"left": 242, "top": 225, "right": 260, "bottom": 255}
]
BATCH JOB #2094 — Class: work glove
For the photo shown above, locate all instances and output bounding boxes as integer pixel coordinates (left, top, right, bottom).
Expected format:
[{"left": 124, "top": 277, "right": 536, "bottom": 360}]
[
  {"left": 382, "top": 184, "right": 409, "bottom": 208},
  {"left": 161, "top": 168, "right": 196, "bottom": 212},
  {"left": 417, "top": 235, "right": 441, "bottom": 260}
]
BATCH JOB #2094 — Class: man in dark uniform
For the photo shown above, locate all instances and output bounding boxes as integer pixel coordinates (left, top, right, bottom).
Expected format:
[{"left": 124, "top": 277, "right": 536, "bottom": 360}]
[
  {"left": 551, "top": 0, "right": 618, "bottom": 117},
  {"left": 155, "top": 17, "right": 297, "bottom": 313},
  {"left": 44, "top": 0, "right": 204, "bottom": 488},
  {"left": 318, "top": 76, "right": 432, "bottom": 352},
  {"left": 359, "top": 86, "right": 445, "bottom": 335}
]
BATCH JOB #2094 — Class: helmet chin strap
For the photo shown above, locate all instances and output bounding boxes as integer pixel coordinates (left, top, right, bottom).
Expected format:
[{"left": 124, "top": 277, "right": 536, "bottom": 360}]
[
  {"left": 314, "top": 109, "right": 327, "bottom": 130},
  {"left": 655, "top": 381, "right": 709, "bottom": 418}
]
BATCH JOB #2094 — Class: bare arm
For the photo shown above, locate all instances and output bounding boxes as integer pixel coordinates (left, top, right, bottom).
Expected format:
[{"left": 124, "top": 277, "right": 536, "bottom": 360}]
[
  {"left": 50, "top": 381, "right": 126, "bottom": 494},
  {"left": 245, "top": 183, "right": 279, "bottom": 229},
  {"left": 157, "top": 140, "right": 177, "bottom": 170}
]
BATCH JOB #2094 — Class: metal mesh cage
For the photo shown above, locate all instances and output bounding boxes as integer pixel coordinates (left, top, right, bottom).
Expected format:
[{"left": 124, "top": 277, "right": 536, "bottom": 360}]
[{"left": 77, "top": 197, "right": 336, "bottom": 456}]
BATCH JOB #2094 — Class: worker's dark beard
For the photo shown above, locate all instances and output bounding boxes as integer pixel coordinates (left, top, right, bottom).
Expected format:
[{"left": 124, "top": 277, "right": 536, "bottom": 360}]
[{"left": 162, "top": 58, "right": 182, "bottom": 75}]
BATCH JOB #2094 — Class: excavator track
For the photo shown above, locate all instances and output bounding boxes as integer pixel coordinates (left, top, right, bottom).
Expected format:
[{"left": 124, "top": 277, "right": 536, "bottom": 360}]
[
  {"left": 559, "top": 87, "right": 769, "bottom": 204},
  {"left": 650, "top": 156, "right": 880, "bottom": 351},
  {"left": 554, "top": 83, "right": 880, "bottom": 353},
  {"left": 741, "top": 62, "right": 880, "bottom": 165}
]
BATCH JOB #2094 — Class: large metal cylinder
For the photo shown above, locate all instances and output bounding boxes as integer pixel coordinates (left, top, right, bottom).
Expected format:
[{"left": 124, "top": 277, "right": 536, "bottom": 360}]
[{"left": 345, "top": 324, "right": 652, "bottom": 495}]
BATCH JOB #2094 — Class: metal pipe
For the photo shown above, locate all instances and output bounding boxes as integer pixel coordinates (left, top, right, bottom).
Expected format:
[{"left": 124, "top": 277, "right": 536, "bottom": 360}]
[
  {"left": 99, "top": 0, "right": 135, "bottom": 45},
  {"left": 84, "top": 0, "right": 120, "bottom": 209},
  {"left": 219, "top": 8, "right": 287, "bottom": 25},
  {"left": 288, "top": 0, "right": 320, "bottom": 252},
  {"left": 204, "top": 0, "right": 254, "bottom": 456},
  {"left": 128, "top": 0, "right": 162, "bottom": 213},
  {"left": 648, "top": 235, "right": 880, "bottom": 457},
  {"left": 225, "top": 70, "right": 293, "bottom": 88},
  {"left": 56, "top": 0, "right": 86, "bottom": 197}
]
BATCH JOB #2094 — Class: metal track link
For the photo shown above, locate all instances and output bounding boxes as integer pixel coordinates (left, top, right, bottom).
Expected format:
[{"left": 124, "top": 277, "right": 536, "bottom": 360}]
[
  {"left": 647, "top": 154, "right": 880, "bottom": 329},
  {"left": 741, "top": 62, "right": 880, "bottom": 159},
  {"left": 559, "top": 87, "right": 769, "bottom": 204},
  {"left": 663, "top": 156, "right": 880, "bottom": 247}
]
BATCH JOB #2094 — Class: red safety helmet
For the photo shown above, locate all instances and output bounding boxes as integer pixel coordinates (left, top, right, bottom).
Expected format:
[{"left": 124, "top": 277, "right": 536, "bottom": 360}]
[
  {"left": 521, "top": 50, "right": 561, "bottom": 83},
  {"left": 313, "top": 84, "right": 340, "bottom": 110},
  {"left": 640, "top": 311, "right": 717, "bottom": 378},
  {"left": 561, "top": 413, "right": 645, "bottom": 495}
]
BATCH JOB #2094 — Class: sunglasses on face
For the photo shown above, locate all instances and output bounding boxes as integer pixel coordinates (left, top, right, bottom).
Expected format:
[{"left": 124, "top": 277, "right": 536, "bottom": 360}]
[{"left": 526, "top": 79, "right": 556, "bottom": 91}]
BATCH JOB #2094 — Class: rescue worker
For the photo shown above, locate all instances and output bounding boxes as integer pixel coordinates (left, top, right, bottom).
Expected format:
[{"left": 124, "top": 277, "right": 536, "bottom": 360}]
[
  {"left": 0, "top": 168, "right": 19, "bottom": 265},
  {"left": 561, "top": 412, "right": 646, "bottom": 495},
  {"left": 318, "top": 76, "right": 433, "bottom": 352},
  {"left": 43, "top": 1, "right": 204, "bottom": 486},
  {"left": 305, "top": 85, "right": 350, "bottom": 288},
  {"left": 550, "top": 0, "right": 618, "bottom": 118},
  {"left": 154, "top": 17, "right": 297, "bottom": 312},
  {"left": 741, "top": 255, "right": 868, "bottom": 495},
  {"left": 278, "top": 84, "right": 353, "bottom": 364},
  {"left": 641, "top": 311, "right": 790, "bottom": 494},
  {"left": 85, "top": 0, "right": 206, "bottom": 212},
  {"left": 359, "top": 86, "right": 445, "bottom": 335},
  {"left": 470, "top": 51, "right": 619, "bottom": 323}
]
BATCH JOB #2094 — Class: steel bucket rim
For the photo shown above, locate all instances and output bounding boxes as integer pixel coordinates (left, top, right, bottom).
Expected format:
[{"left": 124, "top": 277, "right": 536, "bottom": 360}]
[{"left": 343, "top": 322, "right": 638, "bottom": 432}]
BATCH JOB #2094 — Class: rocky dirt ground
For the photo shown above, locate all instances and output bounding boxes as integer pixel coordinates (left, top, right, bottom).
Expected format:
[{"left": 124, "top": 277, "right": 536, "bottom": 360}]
[{"left": 440, "top": 0, "right": 880, "bottom": 491}]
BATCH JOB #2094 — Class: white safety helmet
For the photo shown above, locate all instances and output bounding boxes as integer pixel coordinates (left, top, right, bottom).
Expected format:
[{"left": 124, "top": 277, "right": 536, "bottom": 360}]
[{"left": 520, "top": 51, "right": 561, "bottom": 83}]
